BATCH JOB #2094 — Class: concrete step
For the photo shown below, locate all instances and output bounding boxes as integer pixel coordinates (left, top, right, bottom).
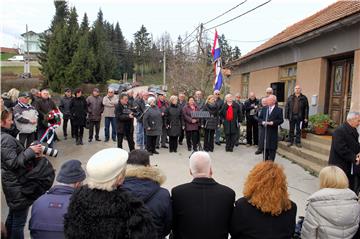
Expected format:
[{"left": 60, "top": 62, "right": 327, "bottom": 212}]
[
  {"left": 300, "top": 138, "right": 331, "bottom": 156},
  {"left": 278, "top": 141, "right": 328, "bottom": 167},
  {"left": 277, "top": 148, "right": 323, "bottom": 176},
  {"left": 305, "top": 133, "right": 332, "bottom": 146}
]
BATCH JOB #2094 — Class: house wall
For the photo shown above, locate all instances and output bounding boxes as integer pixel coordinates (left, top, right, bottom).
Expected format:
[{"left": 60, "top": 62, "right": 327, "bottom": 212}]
[
  {"left": 249, "top": 67, "right": 279, "bottom": 98},
  {"left": 229, "top": 72, "right": 242, "bottom": 96}
]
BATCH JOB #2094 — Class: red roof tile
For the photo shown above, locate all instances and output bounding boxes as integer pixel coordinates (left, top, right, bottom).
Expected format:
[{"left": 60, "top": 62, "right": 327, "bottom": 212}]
[{"left": 233, "top": 0, "right": 360, "bottom": 64}]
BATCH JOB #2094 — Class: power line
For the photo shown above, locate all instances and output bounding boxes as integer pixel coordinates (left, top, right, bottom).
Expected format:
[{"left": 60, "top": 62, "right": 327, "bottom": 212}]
[
  {"left": 204, "top": 0, "right": 272, "bottom": 32},
  {"left": 203, "top": 0, "right": 248, "bottom": 26},
  {"left": 181, "top": 25, "right": 201, "bottom": 45}
]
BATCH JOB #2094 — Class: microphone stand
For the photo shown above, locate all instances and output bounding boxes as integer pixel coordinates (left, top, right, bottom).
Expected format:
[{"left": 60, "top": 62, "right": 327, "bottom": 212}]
[{"left": 263, "top": 107, "right": 269, "bottom": 161}]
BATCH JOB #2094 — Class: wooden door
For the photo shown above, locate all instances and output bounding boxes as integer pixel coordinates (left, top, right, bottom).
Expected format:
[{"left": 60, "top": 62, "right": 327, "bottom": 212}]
[{"left": 328, "top": 59, "right": 353, "bottom": 125}]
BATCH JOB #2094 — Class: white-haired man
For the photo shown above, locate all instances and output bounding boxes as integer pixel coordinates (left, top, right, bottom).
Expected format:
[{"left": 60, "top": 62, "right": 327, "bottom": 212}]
[
  {"left": 258, "top": 95, "right": 284, "bottom": 161},
  {"left": 172, "top": 151, "right": 235, "bottom": 239},
  {"left": 329, "top": 112, "right": 360, "bottom": 194}
]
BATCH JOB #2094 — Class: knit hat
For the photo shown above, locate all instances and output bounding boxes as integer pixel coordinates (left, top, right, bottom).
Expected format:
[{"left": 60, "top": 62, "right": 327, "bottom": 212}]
[
  {"left": 18, "top": 92, "right": 31, "bottom": 98},
  {"left": 86, "top": 148, "right": 128, "bottom": 183},
  {"left": 56, "top": 160, "right": 86, "bottom": 184}
]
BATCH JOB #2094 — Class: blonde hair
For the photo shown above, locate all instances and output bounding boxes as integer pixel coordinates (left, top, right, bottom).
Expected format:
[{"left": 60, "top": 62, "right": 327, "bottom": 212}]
[
  {"left": 87, "top": 168, "right": 126, "bottom": 192},
  {"left": 319, "top": 166, "right": 349, "bottom": 189},
  {"left": 8, "top": 88, "right": 20, "bottom": 102},
  {"left": 206, "top": 95, "right": 215, "bottom": 104},
  {"left": 169, "top": 95, "right": 178, "bottom": 104}
]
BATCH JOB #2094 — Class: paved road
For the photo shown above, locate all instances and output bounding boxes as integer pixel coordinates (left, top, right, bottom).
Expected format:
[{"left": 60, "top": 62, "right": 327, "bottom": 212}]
[{"left": 1, "top": 86, "right": 319, "bottom": 236}]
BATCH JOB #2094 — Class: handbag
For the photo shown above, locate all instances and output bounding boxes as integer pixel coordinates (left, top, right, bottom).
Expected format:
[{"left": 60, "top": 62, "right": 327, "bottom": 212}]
[{"left": 85, "top": 117, "right": 90, "bottom": 129}]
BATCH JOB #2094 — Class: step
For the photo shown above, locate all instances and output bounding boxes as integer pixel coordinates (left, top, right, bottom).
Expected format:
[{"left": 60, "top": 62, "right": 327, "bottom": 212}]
[
  {"left": 305, "top": 133, "right": 332, "bottom": 146},
  {"left": 301, "top": 138, "right": 331, "bottom": 156},
  {"left": 277, "top": 148, "right": 323, "bottom": 176},
  {"left": 278, "top": 141, "right": 329, "bottom": 166}
]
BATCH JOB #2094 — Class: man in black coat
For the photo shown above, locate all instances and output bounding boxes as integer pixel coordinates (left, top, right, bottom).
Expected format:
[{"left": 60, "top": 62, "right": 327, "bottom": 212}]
[
  {"left": 220, "top": 94, "right": 243, "bottom": 152},
  {"left": 172, "top": 151, "right": 235, "bottom": 239},
  {"left": 285, "top": 85, "right": 309, "bottom": 148},
  {"left": 115, "top": 93, "right": 135, "bottom": 151},
  {"left": 258, "top": 95, "right": 284, "bottom": 161},
  {"left": 329, "top": 112, "right": 360, "bottom": 194},
  {"left": 244, "top": 92, "right": 260, "bottom": 146}
]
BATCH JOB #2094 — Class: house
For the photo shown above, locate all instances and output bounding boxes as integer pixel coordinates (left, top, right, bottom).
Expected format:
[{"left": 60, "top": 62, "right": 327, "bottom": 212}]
[
  {"left": 0, "top": 47, "right": 20, "bottom": 54},
  {"left": 227, "top": 1, "right": 360, "bottom": 126},
  {"left": 21, "top": 31, "right": 41, "bottom": 54}
]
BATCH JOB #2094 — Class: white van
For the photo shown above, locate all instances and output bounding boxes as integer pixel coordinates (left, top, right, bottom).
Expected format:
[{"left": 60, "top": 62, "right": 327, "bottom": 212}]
[{"left": 8, "top": 55, "right": 24, "bottom": 61}]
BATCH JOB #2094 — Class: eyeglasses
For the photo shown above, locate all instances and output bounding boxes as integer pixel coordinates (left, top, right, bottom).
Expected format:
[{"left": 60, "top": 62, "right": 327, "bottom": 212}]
[{"left": 215, "top": 93, "right": 220, "bottom": 95}]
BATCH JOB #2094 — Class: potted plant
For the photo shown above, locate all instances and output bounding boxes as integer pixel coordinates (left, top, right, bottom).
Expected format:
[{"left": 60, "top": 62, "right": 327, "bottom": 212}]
[{"left": 309, "top": 114, "right": 334, "bottom": 135}]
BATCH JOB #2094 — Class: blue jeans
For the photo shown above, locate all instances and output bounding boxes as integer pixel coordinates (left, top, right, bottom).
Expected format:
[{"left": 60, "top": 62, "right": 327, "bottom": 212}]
[
  {"left": 215, "top": 126, "right": 221, "bottom": 143},
  {"left": 5, "top": 207, "right": 29, "bottom": 239},
  {"left": 104, "top": 117, "right": 116, "bottom": 140},
  {"left": 136, "top": 122, "right": 145, "bottom": 149}
]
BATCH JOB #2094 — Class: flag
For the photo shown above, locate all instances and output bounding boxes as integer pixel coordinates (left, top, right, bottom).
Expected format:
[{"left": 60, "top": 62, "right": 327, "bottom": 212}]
[{"left": 212, "top": 30, "right": 223, "bottom": 91}]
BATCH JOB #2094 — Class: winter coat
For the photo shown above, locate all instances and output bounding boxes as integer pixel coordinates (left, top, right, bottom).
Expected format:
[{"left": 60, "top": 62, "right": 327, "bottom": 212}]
[
  {"left": 230, "top": 197, "right": 297, "bottom": 239},
  {"left": 1, "top": 127, "right": 55, "bottom": 210},
  {"left": 285, "top": 93, "right": 309, "bottom": 121},
  {"left": 258, "top": 106, "right": 284, "bottom": 150},
  {"left": 69, "top": 96, "right": 87, "bottom": 127},
  {"left": 244, "top": 98, "right": 260, "bottom": 120},
  {"left": 172, "top": 177, "right": 235, "bottom": 239},
  {"left": 123, "top": 165, "right": 172, "bottom": 239},
  {"left": 86, "top": 95, "right": 104, "bottom": 121},
  {"left": 215, "top": 98, "right": 224, "bottom": 110},
  {"left": 164, "top": 104, "right": 182, "bottom": 137},
  {"left": 202, "top": 103, "right": 220, "bottom": 130},
  {"left": 115, "top": 103, "right": 134, "bottom": 135},
  {"left": 64, "top": 186, "right": 156, "bottom": 239},
  {"left": 134, "top": 98, "right": 146, "bottom": 122},
  {"left": 33, "top": 98, "right": 57, "bottom": 128},
  {"left": 102, "top": 95, "right": 118, "bottom": 117},
  {"left": 182, "top": 104, "right": 200, "bottom": 132},
  {"left": 195, "top": 98, "right": 205, "bottom": 110},
  {"left": 59, "top": 96, "right": 73, "bottom": 120},
  {"left": 143, "top": 106, "right": 163, "bottom": 136},
  {"left": 301, "top": 188, "right": 360, "bottom": 239},
  {"left": 219, "top": 103, "right": 243, "bottom": 135},
  {"left": 29, "top": 185, "right": 75, "bottom": 239},
  {"left": 329, "top": 122, "right": 360, "bottom": 181},
  {"left": 13, "top": 102, "right": 38, "bottom": 134}
]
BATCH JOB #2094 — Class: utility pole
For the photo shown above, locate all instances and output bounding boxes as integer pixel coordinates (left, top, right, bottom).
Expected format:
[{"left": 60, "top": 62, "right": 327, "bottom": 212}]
[
  {"left": 197, "top": 23, "right": 204, "bottom": 91},
  {"left": 163, "top": 50, "right": 166, "bottom": 90},
  {"left": 24, "top": 24, "right": 30, "bottom": 76}
]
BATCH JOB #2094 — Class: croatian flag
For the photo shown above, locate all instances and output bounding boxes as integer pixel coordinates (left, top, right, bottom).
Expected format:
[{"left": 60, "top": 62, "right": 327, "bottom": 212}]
[{"left": 212, "top": 30, "right": 223, "bottom": 91}]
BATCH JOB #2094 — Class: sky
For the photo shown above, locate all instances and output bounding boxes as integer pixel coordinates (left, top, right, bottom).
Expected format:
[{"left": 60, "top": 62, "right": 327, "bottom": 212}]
[{"left": 0, "top": 0, "right": 338, "bottom": 54}]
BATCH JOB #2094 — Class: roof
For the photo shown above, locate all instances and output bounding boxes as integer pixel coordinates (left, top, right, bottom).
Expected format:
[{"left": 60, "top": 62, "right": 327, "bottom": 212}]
[
  {"left": 0, "top": 47, "right": 19, "bottom": 54},
  {"left": 230, "top": 0, "right": 360, "bottom": 65},
  {"left": 21, "top": 31, "right": 38, "bottom": 37}
]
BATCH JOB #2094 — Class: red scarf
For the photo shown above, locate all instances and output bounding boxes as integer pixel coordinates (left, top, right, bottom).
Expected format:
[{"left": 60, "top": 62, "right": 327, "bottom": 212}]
[{"left": 226, "top": 104, "right": 233, "bottom": 121}]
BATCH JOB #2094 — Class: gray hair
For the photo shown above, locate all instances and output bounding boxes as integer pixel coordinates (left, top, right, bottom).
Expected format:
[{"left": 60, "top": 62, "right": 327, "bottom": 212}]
[
  {"left": 147, "top": 96, "right": 156, "bottom": 105},
  {"left": 266, "top": 87, "right": 273, "bottom": 93},
  {"left": 189, "top": 151, "right": 212, "bottom": 177},
  {"left": 347, "top": 112, "right": 360, "bottom": 121}
]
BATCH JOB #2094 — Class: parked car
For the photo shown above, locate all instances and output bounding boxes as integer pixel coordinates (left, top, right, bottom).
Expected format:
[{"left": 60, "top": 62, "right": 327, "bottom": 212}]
[
  {"left": 148, "top": 85, "right": 162, "bottom": 93},
  {"left": 108, "top": 83, "right": 133, "bottom": 94},
  {"left": 8, "top": 55, "right": 24, "bottom": 61}
]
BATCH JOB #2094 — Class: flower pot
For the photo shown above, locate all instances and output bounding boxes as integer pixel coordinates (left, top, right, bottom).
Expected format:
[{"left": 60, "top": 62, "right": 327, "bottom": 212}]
[
  {"left": 314, "top": 124, "right": 328, "bottom": 135},
  {"left": 301, "top": 130, "right": 307, "bottom": 139}
]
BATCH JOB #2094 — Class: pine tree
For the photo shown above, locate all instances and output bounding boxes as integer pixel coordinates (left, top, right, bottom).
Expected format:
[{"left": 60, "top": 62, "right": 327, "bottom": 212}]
[
  {"left": 67, "top": 7, "right": 79, "bottom": 58},
  {"left": 134, "top": 25, "right": 151, "bottom": 77},
  {"left": 232, "top": 46, "right": 241, "bottom": 60},
  {"left": 218, "top": 34, "right": 232, "bottom": 64},
  {"left": 112, "top": 22, "right": 127, "bottom": 79},
  {"left": 124, "top": 42, "right": 135, "bottom": 78},
  {"left": 80, "top": 13, "right": 89, "bottom": 33}
]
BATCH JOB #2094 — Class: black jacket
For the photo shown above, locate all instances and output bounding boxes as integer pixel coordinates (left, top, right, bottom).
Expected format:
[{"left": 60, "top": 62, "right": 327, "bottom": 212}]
[
  {"left": 285, "top": 93, "right": 309, "bottom": 121},
  {"left": 329, "top": 122, "right": 360, "bottom": 178},
  {"left": 258, "top": 106, "right": 284, "bottom": 150},
  {"left": 69, "top": 96, "right": 87, "bottom": 127},
  {"left": 244, "top": 98, "right": 260, "bottom": 120},
  {"left": 33, "top": 98, "right": 57, "bottom": 128},
  {"left": 219, "top": 103, "right": 243, "bottom": 135},
  {"left": 115, "top": 103, "right": 134, "bottom": 135},
  {"left": 230, "top": 197, "right": 297, "bottom": 239},
  {"left": 1, "top": 127, "right": 54, "bottom": 210},
  {"left": 164, "top": 104, "right": 182, "bottom": 137},
  {"left": 122, "top": 166, "right": 172, "bottom": 239},
  {"left": 64, "top": 186, "right": 156, "bottom": 239},
  {"left": 171, "top": 177, "right": 235, "bottom": 239},
  {"left": 59, "top": 96, "right": 73, "bottom": 119},
  {"left": 134, "top": 98, "right": 146, "bottom": 122},
  {"left": 202, "top": 103, "right": 220, "bottom": 130}
]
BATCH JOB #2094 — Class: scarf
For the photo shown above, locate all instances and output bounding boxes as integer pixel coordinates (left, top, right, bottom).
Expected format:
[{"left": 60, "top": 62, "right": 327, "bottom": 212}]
[
  {"left": 226, "top": 104, "right": 233, "bottom": 121},
  {"left": 18, "top": 101, "right": 31, "bottom": 109}
]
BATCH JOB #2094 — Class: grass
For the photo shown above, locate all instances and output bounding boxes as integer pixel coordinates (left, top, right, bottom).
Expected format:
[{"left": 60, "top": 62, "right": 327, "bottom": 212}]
[
  {"left": 140, "top": 72, "right": 163, "bottom": 86},
  {"left": 0, "top": 53, "right": 16, "bottom": 61},
  {"left": 1, "top": 65, "right": 41, "bottom": 76}
]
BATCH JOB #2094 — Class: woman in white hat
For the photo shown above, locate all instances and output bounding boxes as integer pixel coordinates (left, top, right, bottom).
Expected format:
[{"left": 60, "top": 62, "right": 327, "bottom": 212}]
[{"left": 64, "top": 148, "right": 156, "bottom": 239}]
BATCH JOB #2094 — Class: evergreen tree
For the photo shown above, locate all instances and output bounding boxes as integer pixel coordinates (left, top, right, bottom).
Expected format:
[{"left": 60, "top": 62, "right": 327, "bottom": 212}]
[
  {"left": 80, "top": 13, "right": 89, "bottom": 33},
  {"left": 67, "top": 7, "right": 79, "bottom": 62},
  {"left": 232, "top": 46, "right": 241, "bottom": 60},
  {"left": 112, "top": 22, "right": 127, "bottom": 79},
  {"left": 124, "top": 42, "right": 135, "bottom": 78},
  {"left": 134, "top": 25, "right": 151, "bottom": 77},
  {"left": 218, "top": 34, "right": 232, "bottom": 64}
]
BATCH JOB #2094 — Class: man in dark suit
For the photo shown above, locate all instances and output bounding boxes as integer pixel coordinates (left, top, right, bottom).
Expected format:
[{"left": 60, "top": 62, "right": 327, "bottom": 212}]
[
  {"left": 171, "top": 151, "right": 235, "bottom": 239},
  {"left": 258, "top": 95, "right": 284, "bottom": 161},
  {"left": 329, "top": 112, "right": 360, "bottom": 195}
]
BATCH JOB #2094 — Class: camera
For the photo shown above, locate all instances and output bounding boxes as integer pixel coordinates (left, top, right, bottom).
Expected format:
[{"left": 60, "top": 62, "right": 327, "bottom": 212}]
[{"left": 31, "top": 141, "right": 58, "bottom": 157}]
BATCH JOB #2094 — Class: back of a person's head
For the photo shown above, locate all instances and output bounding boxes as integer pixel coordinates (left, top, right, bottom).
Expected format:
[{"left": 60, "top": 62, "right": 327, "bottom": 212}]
[
  {"left": 319, "top": 166, "right": 349, "bottom": 189},
  {"left": 243, "top": 161, "right": 291, "bottom": 216},
  {"left": 189, "top": 151, "right": 212, "bottom": 178},
  {"left": 127, "top": 149, "right": 150, "bottom": 166}
]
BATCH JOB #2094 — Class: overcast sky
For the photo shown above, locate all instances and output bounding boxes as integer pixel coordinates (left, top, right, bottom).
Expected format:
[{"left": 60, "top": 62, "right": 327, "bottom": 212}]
[{"left": 1, "top": 0, "right": 337, "bottom": 54}]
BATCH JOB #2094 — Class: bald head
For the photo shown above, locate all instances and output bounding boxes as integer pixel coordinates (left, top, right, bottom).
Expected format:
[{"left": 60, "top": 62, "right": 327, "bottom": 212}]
[
  {"left": 294, "top": 85, "right": 301, "bottom": 95},
  {"left": 189, "top": 151, "right": 212, "bottom": 178},
  {"left": 249, "top": 92, "right": 256, "bottom": 100}
]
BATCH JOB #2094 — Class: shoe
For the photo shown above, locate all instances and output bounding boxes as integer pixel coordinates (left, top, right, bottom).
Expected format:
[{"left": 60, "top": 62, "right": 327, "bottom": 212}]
[
  {"left": 188, "top": 147, "right": 192, "bottom": 151},
  {"left": 255, "top": 150, "right": 262, "bottom": 155},
  {"left": 161, "top": 145, "right": 168, "bottom": 149},
  {"left": 153, "top": 151, "right": 159, "bottom": 154},
  {"left": 215, "top": 142, "right": 221, "bottom": 146},
  {"left": 235, "top": 143, "right": 239, "bottom": 147},
  {"left": 295, "top": 143, "right": 302, "bottom": 148},
  {"left": 287, "top": 142, "right": 293, "bottom": 147},
  {"left": 156, "top": 146, "right": 160, "bottom": 149},
  {"left": 64, "top": 136, "right": 67, "bottom": 140},
  {"left": 174, "top": 150, "right": 177, "bottom": 153},
  {"left": 229, "top": 149, "right": 234, "bottom": 152},
  {"left": 79, "top": 138, "right": 83, "bottom": 145},
  {"left": 95, "top": 138, "right": 101, "bottom": 141},
  {"left": 104, "top": 139, "right": 109, "bottom": 142},
  {"left": 246, "top": 144, "right": 251, "bottom": 147},
  {"left": 179, "top": 142, "right": 183, "bottom": 145},
  {"left": 76, "top": 139, "right": 80, "bottom": 145},
  {"left": 88, "top": 139, "right": 92, "bottom": 142},
  {"left": 112, "top": 138, "right": 116, "bottom": 142}
]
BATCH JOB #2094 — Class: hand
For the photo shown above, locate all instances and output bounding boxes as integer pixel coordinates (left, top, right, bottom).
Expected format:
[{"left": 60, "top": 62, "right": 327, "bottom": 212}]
[
  {"left": 304, "top": 119, "right": 308, "bottom": 123},
  {"left": 30, "top": 144, "right": 42, "bottom": 155},
  {"left": 147, "top": 127, "right": 151, "bottom": 130},
  {"left": 356, "top": 154, "right": 360, "bottom": 165},
  {"left": 191, "top": 119, "right": 197, "bottom": 123},
  {"left": 129, "top": 114, "right": 134, "bottom": 119},
  {"left": 201, "top": 125, "right": 204, "bottom": 128},
  {"left": 268, "top": 121, "right": 274, "bottom": 126},
  {"left": 161, "top": 112, "right": 164, "bottom": 116},
  {"left": 31, "top": 119, "right": 37, "bottom": 124}
]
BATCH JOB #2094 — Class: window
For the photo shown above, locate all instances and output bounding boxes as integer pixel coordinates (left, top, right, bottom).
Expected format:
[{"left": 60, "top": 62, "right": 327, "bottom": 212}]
[
  {"left": 241, "top": 73, "right": 249, "bottom": 99},
  {"left": 280, "top": 64, "right": 297, "bottom": 100}
]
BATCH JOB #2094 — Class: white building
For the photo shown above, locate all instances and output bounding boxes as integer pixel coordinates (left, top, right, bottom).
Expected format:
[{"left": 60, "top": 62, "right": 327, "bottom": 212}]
[{"left": 20, "top": 31, "right": 41, "bottom": 54}]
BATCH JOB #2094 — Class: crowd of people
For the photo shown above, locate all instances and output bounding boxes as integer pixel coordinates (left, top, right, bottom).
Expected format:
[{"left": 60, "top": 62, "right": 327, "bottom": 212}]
[{"left": 1, "top": 85, "right": 360, "bottom": 239}]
